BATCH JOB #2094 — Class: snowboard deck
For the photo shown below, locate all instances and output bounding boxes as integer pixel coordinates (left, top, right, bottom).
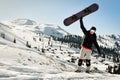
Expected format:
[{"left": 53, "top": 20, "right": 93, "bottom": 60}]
[{"left": 64, "top": 3, "right": 99, "bottom": 26}]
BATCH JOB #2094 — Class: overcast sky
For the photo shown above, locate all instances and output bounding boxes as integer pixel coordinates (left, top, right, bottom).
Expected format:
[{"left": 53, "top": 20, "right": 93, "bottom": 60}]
[{"left": 0, "top": 0, "right": 120, "bottom": 35}]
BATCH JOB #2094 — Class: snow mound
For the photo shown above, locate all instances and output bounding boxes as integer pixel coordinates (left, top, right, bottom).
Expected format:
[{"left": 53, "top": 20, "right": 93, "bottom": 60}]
[
  {"left": 35, "top": 24, "right": 69, "bottom": 38},
  {"left": 11, "top": 19, "right": 37, "bottom": 25}
]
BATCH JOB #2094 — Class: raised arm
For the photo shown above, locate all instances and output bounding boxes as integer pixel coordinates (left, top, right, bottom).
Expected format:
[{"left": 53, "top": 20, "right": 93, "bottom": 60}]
[{"left": 80, "top": 17, "right": 87, "bottom": 35}]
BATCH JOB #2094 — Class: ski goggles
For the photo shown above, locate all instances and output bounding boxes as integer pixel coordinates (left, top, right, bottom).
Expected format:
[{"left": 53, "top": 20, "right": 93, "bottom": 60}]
[{"left": 90, "top": 30, "right": 96, "bottom": 33}]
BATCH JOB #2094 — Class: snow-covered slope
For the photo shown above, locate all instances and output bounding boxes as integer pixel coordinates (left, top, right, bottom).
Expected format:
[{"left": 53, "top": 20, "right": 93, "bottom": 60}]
[
  {"left": 0, "top": 39, "right": 120, "bottom": 80},
  {"left": 98, "top": 34, "right": 120, "bottom": 54},
  {"left": 36, "top": 24, "right": 69, "bottom": 38},
  {"left": 98, "top": 34, "right": 120, "bottom": 49},
  {"left": 2, "top": 19, "right": 69, "bottom": 38},
  {"left": 11, "top": 18, "right": 37, "bottom": 25},
  {"left": 0, "top": 19, "right": 120, "bottom": 80}
]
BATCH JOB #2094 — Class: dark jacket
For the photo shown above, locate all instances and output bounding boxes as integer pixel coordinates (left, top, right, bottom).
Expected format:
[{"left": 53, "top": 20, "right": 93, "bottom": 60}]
[{"left": 80, "top": 19, "right": 101, "bottom": 54}]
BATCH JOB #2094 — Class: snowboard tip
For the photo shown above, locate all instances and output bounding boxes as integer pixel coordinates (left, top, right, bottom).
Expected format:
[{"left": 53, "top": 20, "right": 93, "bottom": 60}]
[
  {"left": 92, "top": 3, "right": 99, "bottom": 9},
  {"left": 63, "top": 19, "right": 70, "bottom": 26}
]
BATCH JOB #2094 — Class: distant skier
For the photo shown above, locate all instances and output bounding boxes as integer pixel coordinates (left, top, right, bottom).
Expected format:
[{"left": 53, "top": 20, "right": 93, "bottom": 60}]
[{"left": 75, "top": 17, "right": 101, "bottom": 73}]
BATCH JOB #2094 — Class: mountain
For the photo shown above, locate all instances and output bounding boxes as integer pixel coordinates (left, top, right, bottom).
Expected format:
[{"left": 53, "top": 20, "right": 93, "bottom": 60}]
[
  {"left": 2, "top": 19, "right": 69, "bottom": 38},
  {"left": 35, "top": 23, "right": 69, "bottom": 38},
  {"left": 1, "top": 18, "right": 120, "bottom": 54},
  {"left": 11, "top": 18, "right": 37, "bottom": 25},
  {"left": 0, "top": 19, "right": 120, "bottom": 80}
]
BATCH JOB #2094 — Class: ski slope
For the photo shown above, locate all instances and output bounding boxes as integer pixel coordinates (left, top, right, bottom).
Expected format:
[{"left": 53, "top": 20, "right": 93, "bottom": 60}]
[
  {"left": 0, "top": 41, "right": 120, "bottom": 80},
  {"left": 0, "top": 19, "right": 120, "bottom": 80}
]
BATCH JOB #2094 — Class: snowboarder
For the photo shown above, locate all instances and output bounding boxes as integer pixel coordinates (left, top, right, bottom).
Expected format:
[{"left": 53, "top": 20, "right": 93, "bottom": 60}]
[{"left": 75, "top": 17, "right": 101, "bottom": 73}]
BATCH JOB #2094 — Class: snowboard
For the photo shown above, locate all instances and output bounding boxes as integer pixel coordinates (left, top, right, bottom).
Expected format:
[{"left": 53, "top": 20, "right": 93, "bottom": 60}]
[{"left": 63, "top": 3, "right": 99, "bottom": 26}]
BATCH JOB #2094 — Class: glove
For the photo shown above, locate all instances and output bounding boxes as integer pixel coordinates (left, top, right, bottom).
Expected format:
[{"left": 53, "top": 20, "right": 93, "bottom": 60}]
[{"left": 80, "top": 17, "right": 83, "bottom": 20}]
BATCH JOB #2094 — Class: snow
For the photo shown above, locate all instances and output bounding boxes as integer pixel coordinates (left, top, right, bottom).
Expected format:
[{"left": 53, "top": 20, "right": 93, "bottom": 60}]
[
  {"left": 11, "top": 19, "right": 37, "bottom": 25},
  {"left": 37, "top": 24, "right": 69, "bottom": 38},
  {"left": 98, "top": 35, "right": 120, "bottom": 49},
  {"left": 0, "top": 19, "right": 120, "bottom": 80}
]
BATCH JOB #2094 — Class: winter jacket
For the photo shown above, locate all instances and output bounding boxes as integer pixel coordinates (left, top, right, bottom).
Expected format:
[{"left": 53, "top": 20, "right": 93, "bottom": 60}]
[{"left": 80, "top": 19, "right": 101, "bottom": 54}]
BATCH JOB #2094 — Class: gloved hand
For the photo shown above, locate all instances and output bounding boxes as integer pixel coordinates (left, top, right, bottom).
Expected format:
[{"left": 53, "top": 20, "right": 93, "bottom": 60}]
[{"left": 80, "top": 17, "right": 83, "bottom": 20}]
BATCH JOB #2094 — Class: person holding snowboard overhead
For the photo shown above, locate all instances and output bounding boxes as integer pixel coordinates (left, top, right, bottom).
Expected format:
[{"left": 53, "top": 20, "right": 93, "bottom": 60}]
[{"left": 75, "top": 17, "right": 101, "bottom": 73}]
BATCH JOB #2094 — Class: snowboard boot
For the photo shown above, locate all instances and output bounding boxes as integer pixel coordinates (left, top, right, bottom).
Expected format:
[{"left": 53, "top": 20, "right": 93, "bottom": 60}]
[
  {"left": 75, "top": 66, "right": 81, "bottom": 72},
  {"left": 86, "top": 70, "right": 90, "bottom": 73},
  {"left": 86, "top": 66, "right": 90, "bottom": 73}
]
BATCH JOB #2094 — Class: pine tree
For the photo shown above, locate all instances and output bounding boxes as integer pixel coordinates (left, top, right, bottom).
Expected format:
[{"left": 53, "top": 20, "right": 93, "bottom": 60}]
[
  {"left": 102, "top": 53, "right": 105, "bottom": 58},
  {"left": 113, "top": 64, "right": 120, "bottom": 74},
  {"left": 41, "top": 48, "right": 45, "bottom": 53},
  {"left": 1, "top": 33, "right": 5, "bottom": 39},
  {"left": 13, "top": 38, "right": 16, "bottom": 43},
  {"left": 108, "top": 65, "right": 113, "bottom": 73},
  {"left": 118, "top": 64, "right": 120, "bottom": 74},
  {"left": 113, "top": 65, "right": 118, "bottom": 74},
  {"left": 26, "top": 41, "right": 31, "bottom": 48}
]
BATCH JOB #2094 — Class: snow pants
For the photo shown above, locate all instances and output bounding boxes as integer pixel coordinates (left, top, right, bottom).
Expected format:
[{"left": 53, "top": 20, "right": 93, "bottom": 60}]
[{"left": 78, "top": 48, "right": 92, "bottom": 67}]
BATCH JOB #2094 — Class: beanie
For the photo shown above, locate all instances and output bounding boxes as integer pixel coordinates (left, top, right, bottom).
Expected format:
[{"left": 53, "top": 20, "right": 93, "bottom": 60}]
[{"left": 90, "top": 26, "right": 96, "bottom": 31}]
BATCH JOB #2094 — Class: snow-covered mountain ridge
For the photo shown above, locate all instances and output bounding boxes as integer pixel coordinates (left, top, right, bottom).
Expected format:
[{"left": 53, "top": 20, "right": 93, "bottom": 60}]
[
  {"left": 1, "top": 19, "right": 69, "bottom": 38},
  {"left": 1, "top": 18, "right": 120, "bottom": 58},
  {"left": 11, "top": 18, "right": 37, "bottom": 25},
  {"left": 1, "top": 18, "right": 120, "bottom": 49}
]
